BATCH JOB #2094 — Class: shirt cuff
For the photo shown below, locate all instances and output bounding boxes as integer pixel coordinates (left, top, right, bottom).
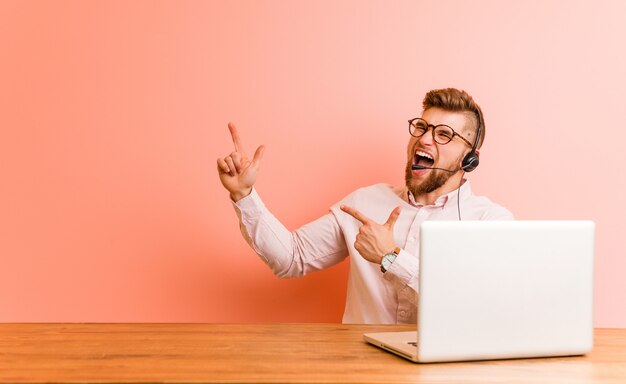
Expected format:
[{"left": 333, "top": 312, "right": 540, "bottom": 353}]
[
  {"left": 231, "top": 188, "right": 267, "bottom": 217},
  {"left": 383, "top": 248, "right": 417, "bottom": 288}
]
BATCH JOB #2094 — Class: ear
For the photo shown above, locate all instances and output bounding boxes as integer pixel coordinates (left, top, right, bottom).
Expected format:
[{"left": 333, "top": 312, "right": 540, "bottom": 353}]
[{"left": 462, "top": 147, "right": 478, "bottom": 160}]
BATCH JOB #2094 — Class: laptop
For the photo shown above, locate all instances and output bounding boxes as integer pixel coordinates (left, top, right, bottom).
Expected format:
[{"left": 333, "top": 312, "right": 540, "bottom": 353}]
[{"left": 364, "top": 220, "right": 595, "bottom": 363}]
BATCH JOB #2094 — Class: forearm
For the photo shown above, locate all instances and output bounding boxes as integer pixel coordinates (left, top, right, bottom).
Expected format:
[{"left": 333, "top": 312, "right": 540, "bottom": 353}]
[
  {"left": 382, "top": 249, "right": 419, "bottom": 305},
  {"left": 233, "top": 188, "right": 348, "bottom": 277}
]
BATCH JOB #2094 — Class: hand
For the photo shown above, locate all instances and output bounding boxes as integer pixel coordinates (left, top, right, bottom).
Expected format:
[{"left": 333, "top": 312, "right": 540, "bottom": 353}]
[
  {"left": 340, "top": 205, "right": 401, "bottom": 264},
  {"left": 216, "top": 122, "right": 265, "bottom": 201}
]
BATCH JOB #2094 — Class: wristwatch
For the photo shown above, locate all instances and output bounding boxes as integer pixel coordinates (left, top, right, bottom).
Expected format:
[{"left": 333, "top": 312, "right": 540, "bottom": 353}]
[{"left": 380, "top": 247, "right": 401, "bottom": 273}]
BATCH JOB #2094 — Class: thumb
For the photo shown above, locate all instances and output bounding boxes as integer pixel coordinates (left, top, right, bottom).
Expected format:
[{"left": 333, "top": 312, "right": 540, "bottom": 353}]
[
  {"left": 245, "top": 145, "right": 265, "bottom": 172},
  {"left": 251, "top": 145, "right": 265, "bottom": 165},
  {"left": 385, "top": 206, "right": 401, "bottom": 228}
]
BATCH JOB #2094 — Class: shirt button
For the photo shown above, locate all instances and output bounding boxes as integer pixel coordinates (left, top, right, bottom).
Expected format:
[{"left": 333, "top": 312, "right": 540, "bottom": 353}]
[{"left": 400, "top": 310, "right": 407, "bottom": 317}]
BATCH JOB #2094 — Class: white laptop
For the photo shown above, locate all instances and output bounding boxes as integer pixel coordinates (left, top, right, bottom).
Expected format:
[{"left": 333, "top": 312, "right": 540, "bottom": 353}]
[{"left": 364, "top": 220, "right": 595, "bottom": 363}]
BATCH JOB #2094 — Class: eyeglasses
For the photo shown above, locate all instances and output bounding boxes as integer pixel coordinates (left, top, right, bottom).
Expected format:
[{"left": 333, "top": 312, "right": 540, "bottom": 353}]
[{"left": 408, "top": 118, "right": 473, "bottom": 147}]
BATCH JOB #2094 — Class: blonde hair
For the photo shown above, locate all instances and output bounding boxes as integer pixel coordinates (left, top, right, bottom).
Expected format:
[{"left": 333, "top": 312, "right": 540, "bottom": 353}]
[{"left": 423, "top": 88, "right": 485, "bottom": 148}]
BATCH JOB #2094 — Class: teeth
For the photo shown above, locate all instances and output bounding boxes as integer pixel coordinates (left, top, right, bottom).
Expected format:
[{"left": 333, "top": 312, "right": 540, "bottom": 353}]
[{"left": 416, "top": 151, "right": 433, "bottom": 160}]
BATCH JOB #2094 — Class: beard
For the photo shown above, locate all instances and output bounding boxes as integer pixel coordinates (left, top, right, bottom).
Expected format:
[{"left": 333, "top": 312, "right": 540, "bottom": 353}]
[{"left": 404, "top": 155, "right": 463, "bottom": 197}]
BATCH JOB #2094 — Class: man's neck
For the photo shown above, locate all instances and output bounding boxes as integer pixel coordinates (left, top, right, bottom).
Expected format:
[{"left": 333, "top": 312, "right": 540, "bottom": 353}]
[{"left": 411, "top": 177, "right": 466, "bottom": 206}]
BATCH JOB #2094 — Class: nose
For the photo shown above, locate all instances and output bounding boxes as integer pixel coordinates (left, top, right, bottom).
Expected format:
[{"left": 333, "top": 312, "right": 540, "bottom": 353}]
[{"left": 417, "top": 126, "right": 435, "bottom": 146}]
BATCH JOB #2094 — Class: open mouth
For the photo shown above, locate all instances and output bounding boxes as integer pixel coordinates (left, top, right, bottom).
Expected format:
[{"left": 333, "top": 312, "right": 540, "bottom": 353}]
[{"left": 414, "top": 151, "right": 435, "bottom": 168}]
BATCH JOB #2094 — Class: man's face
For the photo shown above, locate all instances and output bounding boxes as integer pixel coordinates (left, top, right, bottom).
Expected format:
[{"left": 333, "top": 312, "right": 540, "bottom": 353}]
[{"left": 405, "top": 107, "right": 474, "bottom": 197}]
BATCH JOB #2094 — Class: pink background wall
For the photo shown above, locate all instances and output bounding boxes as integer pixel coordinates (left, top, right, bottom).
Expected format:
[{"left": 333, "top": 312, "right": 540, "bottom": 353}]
[{"left": 1, "top": 0, "right": 625, "bottom": 326}]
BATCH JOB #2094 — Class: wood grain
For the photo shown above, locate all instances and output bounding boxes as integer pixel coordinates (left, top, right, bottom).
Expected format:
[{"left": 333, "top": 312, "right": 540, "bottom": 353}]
[{"left": 0, "top": 323, "right": 625, "bottom": 383}]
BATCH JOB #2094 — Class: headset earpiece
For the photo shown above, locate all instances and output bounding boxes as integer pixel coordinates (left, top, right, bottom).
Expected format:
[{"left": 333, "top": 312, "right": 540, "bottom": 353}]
[{"left": 461, "top": 152, "right": 480, "bottom": 172}]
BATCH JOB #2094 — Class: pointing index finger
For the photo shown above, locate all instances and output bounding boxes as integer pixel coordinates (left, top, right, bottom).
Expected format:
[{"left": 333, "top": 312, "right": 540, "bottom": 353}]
[
  {"left": 340, "top": 205, "right": 370, "bottom": 224},
  {"left": 228, "top": 122, "right": 246, "bottom": 154}
]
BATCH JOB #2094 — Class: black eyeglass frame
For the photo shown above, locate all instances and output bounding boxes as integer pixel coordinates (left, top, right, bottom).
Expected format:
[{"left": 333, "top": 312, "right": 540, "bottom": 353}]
[{"left": 407, "top": 118, "right": 473, "bottom": 147}]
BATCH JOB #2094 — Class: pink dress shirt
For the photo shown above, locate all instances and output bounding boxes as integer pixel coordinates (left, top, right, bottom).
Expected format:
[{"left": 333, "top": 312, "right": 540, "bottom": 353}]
[{"left": 232, "top": 181, "right": 514, "bottom": 324}]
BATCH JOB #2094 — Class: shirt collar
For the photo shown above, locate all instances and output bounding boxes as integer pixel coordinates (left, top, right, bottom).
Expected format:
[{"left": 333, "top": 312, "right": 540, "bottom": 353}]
[{"left": 407, "top": 179, "right": 472, "bottom": 208}]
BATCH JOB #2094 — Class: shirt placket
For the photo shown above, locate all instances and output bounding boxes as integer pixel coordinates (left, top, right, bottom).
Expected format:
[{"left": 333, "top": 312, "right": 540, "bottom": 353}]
[{"left": 396, "top": 206, "right": 432, "bottom": 323}]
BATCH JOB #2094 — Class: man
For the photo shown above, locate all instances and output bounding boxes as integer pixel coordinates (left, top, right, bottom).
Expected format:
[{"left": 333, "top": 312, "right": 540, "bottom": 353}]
[{"left": 217, "top": 88, "right": 513, "bottom": 324}]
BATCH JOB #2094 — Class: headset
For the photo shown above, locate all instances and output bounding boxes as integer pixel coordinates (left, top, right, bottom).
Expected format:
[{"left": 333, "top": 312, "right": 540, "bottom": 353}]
[{"left": 460, "top": 107, "right": 483, "bottom": 172}]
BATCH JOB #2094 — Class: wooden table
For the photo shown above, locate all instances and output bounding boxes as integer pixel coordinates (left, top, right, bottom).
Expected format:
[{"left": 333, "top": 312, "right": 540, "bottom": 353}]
[{"left": 1, "top": 323, "right": 625, "bottom": 383}]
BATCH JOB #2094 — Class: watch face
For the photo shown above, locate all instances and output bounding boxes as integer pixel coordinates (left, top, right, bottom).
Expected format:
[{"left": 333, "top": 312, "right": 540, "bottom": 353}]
[
  {"left": 382, "top": 253, "right": 397, "bottom": 271},
  {"left": 382, "top": 256, "right": 392, "bottom": 270}
]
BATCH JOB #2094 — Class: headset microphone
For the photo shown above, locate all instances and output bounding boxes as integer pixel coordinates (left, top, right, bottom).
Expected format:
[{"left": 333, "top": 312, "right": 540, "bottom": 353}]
[{"left": 411, "top": 164, "right": 457, "bottom": 173}]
